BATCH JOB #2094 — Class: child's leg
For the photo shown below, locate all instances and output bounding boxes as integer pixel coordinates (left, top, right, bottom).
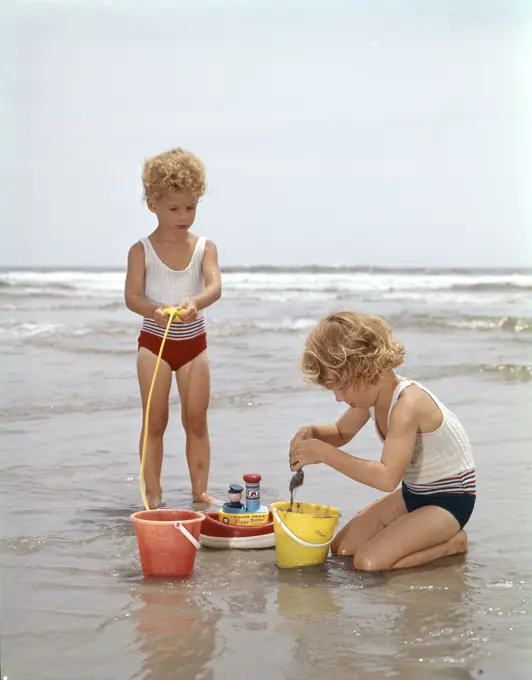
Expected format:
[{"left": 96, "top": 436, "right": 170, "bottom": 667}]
[
  {"left": 175, "top": 350, "right": 216, "bottom": 503},
  {"left": 388, "top": 531, "right": 468, "bottom": 570},
  {"left": 331, "top": 488, "right": 407, "bottom": 556},
  {"left": 353, "top": 505, "right": 466, "bottom": 572},
  {"left": 137, "top": 347, "right": 172, "bottom": 508}
]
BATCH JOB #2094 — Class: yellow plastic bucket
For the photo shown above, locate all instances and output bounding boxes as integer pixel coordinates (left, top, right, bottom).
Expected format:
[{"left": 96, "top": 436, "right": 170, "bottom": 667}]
[{"left": 271, "top": 502, "right": 341, "bottom": 569}]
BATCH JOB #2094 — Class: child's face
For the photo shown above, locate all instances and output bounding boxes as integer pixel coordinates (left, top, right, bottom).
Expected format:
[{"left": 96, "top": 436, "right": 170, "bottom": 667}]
[
  {"left": 149, "top": 190, "right": 198, "bottom": 231},
  {"left": 333, "top": 380, "right": 379, "bottom": 409}
]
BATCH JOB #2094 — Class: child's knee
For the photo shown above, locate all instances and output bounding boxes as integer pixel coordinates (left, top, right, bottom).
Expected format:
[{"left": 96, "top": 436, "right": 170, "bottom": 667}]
[
  {"left": 353, "top": 547, "right": 384, "bottom": 572},
  {"left": 331, "top": 532, "right": 351, "bottom": 556},
  {"left": 184, "top": 411, "right": 208, "bottom": 437},
  {"left": 147, "top": 410, "right": 168, "bottom": 437},
  {"left": 353, "top": 551, "right": 375, "bottom": 572}
]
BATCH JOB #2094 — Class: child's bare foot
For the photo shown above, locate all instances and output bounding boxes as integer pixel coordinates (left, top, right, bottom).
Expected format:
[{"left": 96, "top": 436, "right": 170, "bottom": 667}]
[
  {"left": 448, "top": 529, "right": 468, "bottom": 555},
  {"left": 192, "top": 492, "right": 222, "bottom": 506},
  {"left": 146, "top": 492, "right": 163, "bottom": 509}
]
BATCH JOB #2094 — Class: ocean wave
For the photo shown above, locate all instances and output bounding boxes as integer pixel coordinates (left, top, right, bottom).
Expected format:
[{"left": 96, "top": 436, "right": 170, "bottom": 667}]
[
  {"left": 5, "top": 322, "right": 61, "bottom": 339},
  {"left": 395, "top": 314, "right": 532, "bottom": 334},
  {"left": 211, "top": 314, "right": 532, "bottom": 335},
  {"left": 1, "top": 269, "right": 531, "bottom": 301},
  {"left": 1, "top": 313, "right": 530, "bottom": 346},
  {"left": 221, "top": 272, "right": 532, "bottom": 294},
  {"left": 207, "top": 318, "right": 318, "bottom": 336},
  {"left": 0, "top": 300, "right": 125, "bottom": 313},
  {"left": 449, "top": 282, "right": 532, "bottom": 293},
  {"left": 220, "top": 265, "right": 532, "bottom": 276},
  {"left": 478, "top": 363, "right": 532, "bottom": 382},
  {"left": 415, "top": 362, "right": 532, "bottom": 382},
  {"left": 1, "top": 321, "right": 136, "bottom": 340}
]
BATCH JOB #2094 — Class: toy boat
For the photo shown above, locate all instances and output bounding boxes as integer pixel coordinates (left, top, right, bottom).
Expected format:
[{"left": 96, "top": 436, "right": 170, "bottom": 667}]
[
  {"left": 199, "top": 511, "right": 275, "bottom": 549},
  {"left": 199, "top": 473, "right": 275, "bottom": 549}
]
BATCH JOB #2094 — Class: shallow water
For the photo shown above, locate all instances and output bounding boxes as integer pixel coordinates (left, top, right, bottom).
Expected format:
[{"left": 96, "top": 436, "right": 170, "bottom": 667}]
[{"left": 1, "top": 267, "right": 532, "bottom": 679}]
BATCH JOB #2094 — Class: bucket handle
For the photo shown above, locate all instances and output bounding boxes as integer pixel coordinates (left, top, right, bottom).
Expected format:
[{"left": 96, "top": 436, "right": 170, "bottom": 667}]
[
  {"left": 272, "top": 507, "right": 335, "bottom": 549},
  {"left": 174, "top": 522, "right": 201, "bottom": 550}
]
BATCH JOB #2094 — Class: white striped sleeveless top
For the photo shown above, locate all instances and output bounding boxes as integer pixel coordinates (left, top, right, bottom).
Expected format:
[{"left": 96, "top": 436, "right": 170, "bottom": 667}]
[
  {"left": 140, "top": 236, "right": 206, "bottom": 341},
  {"left": 370, "top": 380, "right": 476, "bottom": 495}
]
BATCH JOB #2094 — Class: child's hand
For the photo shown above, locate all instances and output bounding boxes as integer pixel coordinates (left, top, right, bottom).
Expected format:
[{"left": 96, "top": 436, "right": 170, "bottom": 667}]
[
  {"left": 178, "top": 298, "right": 198, "bottom": 324},
  {"left": 289, "top": 426, "right": 314, "bottom": 469},
  {"left": 289, "top": 426, "right": 314, "bottom": 455},
  {"left": 153, "top": 306, "right": 174, "bottom": 328},
  {"left": 290, "top": 439, "right": 327, "bottom": 470}
]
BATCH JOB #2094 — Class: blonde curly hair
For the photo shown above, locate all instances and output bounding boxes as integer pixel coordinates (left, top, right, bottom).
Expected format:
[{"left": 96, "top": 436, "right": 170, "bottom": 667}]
[
  {"left": 301, "top": 312, "right": 405, "bottom": 389},
  {"left": 142, "top": 147, "right": 206, "bottom": 203}
]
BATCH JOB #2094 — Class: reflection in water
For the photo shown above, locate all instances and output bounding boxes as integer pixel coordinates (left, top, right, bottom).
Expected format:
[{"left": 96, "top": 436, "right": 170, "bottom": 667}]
[
  {"left": 123, "top": 546, "right": 527, "bottom": 680},
  {"left": 275, "top": 582, "right": 340, "bottom": 618},
  {"left": 132, "top": 580, "right": 218, "bottom": 680},
  {"left": 275, "top": 566, "right": 342, "bottom": 619},
  {"left": 381, "top": 559, "right": 478, "bottom": 679},
  {"left": 272, "top": 556, "right": 481, "bottom": 680}
]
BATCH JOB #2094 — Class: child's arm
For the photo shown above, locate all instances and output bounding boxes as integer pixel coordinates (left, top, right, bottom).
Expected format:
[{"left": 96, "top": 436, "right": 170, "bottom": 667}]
[
  {"left": 321, "top": 407, "right": 371, "bottom": 446},
  {"left": 179, "top": 240, "right": 222, "bottom": 321},
  {"left": 290, "top": 399, "right": 418, "bottom": 492},
  {"left": 125, "top": 243, "right": 157, "bottom": 318},
  {"left": 124, "top": 243, "right": 168, "bottom": 327},
  {"left": 297, "top": 407, "right": 370, "bottom": 448},
  {"left": 289, "top": 408, "right": 370, "bottom": 472}
]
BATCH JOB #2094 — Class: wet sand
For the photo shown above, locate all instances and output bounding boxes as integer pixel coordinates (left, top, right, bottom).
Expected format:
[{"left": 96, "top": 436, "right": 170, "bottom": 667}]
[{"left": 1, "top": 268, "right": 532, "bottom": 679}]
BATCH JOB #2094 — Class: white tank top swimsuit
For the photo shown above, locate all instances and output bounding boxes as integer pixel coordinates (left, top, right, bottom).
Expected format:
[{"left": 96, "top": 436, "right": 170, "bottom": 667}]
[
  {"left": 139, "top": 236, "right": 207, "bottom": 341},
  {"left": 369, "top": 380, "right": 476, "bottom": 495}
]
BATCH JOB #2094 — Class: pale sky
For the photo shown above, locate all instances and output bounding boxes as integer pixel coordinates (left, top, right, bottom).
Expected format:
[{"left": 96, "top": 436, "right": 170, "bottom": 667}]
[{"left": 2, "top": 0, "right": 532, "bottom": 268}]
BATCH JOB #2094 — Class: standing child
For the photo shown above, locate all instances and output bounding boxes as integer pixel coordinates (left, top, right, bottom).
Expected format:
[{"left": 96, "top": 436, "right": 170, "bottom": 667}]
[
  {"left": 289, "top": 312, "right": 476, "bottom": 572},
  {"left": 125, "top": 148, "right": 221, "bottom": 508}
]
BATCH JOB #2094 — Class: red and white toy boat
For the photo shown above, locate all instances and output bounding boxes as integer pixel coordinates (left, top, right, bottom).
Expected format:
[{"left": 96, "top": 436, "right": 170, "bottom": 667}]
[
  {"left": 200, "top": 511, "right": 275, "bottom": 549},
  {"left": 199, "top": 473, "right": 275, "bottom": 549}
]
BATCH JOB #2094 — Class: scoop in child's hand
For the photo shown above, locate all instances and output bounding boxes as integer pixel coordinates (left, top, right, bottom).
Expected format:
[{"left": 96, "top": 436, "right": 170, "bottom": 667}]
[{"left": 288, "top": 469, "right": 305, "bottom": 510}]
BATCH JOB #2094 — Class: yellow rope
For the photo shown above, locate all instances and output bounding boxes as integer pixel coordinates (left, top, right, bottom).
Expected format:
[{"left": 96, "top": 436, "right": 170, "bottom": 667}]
[{"left": 140, "top": 307, "right": 184, "bottom": 511}]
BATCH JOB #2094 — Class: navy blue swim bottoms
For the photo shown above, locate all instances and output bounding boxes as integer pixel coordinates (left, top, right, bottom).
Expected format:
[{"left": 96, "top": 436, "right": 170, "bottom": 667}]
[{"left": 402, "top": 482, "right": 475, "bottom": 529}]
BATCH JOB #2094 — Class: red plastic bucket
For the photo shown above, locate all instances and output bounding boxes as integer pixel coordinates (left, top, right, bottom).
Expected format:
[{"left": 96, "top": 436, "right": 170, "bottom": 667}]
[{"left": 131, "top": 509, "right": 205, "bottom": 577}]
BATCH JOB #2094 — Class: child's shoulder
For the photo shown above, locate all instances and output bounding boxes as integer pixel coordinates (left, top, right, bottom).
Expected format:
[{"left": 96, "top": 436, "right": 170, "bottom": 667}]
[
  {"left": 126, "top": 238, "right": 150, "bottom": 268},
  {"left": 190, "top": 233, "right": 215, "bottom": 245},
  {"left": 190, "top": 235, "right": 218, "bottom": 258},
  {"left": 201, "top": 236, "right": 218, "bottom": 252},
  {"left": 128, "top": 239, "right": 145, "bottom": 256},
  {"left": 397, "top": 385, "right": 427, "bottom": 412},
  {"left": 392, "top": 381, "right": 443, "bottom": 429}
]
